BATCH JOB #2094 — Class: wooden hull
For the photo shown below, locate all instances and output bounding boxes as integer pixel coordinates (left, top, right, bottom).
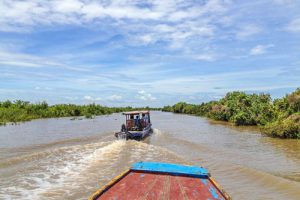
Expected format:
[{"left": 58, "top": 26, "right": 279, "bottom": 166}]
[
  {"left": 90, "top": 162, "right": 231, "bottom": 200},
  {"left": 115, "top": 124, "right": 152, "bottom": 140}
]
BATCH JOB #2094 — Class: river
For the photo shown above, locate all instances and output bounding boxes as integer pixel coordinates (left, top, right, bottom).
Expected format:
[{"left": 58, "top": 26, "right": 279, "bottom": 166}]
[{"left": 0, "top": 111, "right": 299, "bottom": 199}]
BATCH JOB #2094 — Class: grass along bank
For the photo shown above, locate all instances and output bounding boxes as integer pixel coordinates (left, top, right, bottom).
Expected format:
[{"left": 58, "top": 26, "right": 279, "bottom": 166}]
[
  {"left": 162, "top": 88, "right": 300, "bottom": 139},
  {"left": 0, "top": 100, "right": 159, "bottom": 125}
]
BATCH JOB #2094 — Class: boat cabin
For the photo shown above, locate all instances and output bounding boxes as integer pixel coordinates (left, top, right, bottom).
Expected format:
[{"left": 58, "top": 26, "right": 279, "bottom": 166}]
[{"left": 123, "top": 111, "right": 151, "bottom": 131}]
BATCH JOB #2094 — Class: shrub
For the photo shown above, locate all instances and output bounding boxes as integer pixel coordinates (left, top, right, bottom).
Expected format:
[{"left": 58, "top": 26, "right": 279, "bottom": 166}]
[
  {"left": 163, "top": 88, "right": 300, "bottom": 139},
  {"left": 263, "top": 114, "right": 300, "bottom": 139}
]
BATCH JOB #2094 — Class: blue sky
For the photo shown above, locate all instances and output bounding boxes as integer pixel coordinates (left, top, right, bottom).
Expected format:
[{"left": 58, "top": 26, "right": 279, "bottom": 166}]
[{"left": 0, "top": 0, "right": 299, "bottom": 107}]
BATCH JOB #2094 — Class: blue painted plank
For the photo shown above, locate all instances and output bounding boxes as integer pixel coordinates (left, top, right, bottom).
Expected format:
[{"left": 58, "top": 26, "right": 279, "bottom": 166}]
[{"left": 131, "top": 162, "right": 209, "bottom": 178}]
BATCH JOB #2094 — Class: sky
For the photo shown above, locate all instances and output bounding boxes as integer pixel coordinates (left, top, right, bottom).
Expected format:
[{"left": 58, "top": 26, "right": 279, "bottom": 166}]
[{"left": 0, "top": 0, "right": 299, "bottom": 107}]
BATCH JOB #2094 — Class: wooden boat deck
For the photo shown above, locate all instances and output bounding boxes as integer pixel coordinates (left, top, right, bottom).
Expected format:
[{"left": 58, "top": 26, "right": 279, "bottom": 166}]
[
  {"left": 90, "top": 162, "right": 230, "bottom": 200},
  {"left": 96, "top": 171, "right": 225, "bottom": 200}
]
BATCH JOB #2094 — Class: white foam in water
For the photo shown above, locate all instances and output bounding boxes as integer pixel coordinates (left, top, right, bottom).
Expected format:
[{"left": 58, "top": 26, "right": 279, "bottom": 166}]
[
  {"left": 0, "top": 137, "right": 185, "bottom": 200},
  {"left": 153, "top": 128, "right": 162, "bottom": 136},
  {"left": 0, "top": 140, "right": 127, "bottom": 200}
]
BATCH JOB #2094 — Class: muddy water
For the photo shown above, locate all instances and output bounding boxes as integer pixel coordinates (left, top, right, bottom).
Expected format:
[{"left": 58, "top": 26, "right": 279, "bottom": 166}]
[{"left": 0, "top": 111, "right": 299, "bottom": 200}]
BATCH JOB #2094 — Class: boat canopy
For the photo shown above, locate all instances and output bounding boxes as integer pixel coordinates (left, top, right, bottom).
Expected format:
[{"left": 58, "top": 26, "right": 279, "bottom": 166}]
[{"left": 122, "top": 110, "right": 150, "bottom": 115}]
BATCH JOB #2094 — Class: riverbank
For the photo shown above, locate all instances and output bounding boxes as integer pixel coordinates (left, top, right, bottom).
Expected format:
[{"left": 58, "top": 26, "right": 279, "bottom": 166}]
[
  {"left": 162, "top": 88, "right": 300, "bottom": 139},
  {"left": 0, "top": 100, "right": 159, "bottom": 125}
]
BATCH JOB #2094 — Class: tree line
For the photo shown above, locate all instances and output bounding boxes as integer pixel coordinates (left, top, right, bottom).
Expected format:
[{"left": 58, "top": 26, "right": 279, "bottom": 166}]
[
  {"left": 162, "top": 88, "right": 300, "bottom": 139},
  {"left": 0, "top": 100, "right": 159, "bottom": 126}
]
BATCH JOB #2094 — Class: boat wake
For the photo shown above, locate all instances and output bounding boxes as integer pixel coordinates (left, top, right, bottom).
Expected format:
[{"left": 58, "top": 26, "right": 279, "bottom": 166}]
[{"left": 0, "top": 134, "right": 185, "bottom": 200}]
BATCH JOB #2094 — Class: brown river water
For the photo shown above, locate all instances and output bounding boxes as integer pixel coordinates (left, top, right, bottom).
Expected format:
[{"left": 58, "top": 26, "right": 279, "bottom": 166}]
[{"left": 0, "top": 111, "right": 300, "bottom": 200}]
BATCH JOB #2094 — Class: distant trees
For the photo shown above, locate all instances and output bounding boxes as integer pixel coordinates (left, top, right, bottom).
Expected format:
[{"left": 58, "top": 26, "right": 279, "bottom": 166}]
[
  {"left": 162, "top": 88, "right": 300, "bottom": 139},
  {"left": 0, "top": 101, "right": 159, "bottom": 125}
]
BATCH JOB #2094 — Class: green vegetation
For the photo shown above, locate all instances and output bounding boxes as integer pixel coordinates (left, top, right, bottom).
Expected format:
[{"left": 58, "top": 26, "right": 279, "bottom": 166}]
[
  {"left": 162, "top": 88, "right": 300, "bottom": 139},
  {"left": 2, "top": 89, "right": 299, "bottom": 139},
  {"left": 0, "top": 100, "right": 159, "bottom": 125}
]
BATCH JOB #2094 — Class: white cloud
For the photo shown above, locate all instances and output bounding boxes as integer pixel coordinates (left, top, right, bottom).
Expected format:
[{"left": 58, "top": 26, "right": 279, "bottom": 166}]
[
  {"left": 84, "top": 95, "right": 102, "bottom": 101},
  {"left": 0, "top": 0, "right": 224, "bottom": 29},
  {"left": 0, "top": 50, "right": 45, "bottom": 68},
  {"left": 54, "top": 0, "right": 84, "bottom": 13},
  {"left": 250, "top": 44, "right": 274, "bottom": 55},
  {"left": 139, "top": 34, "right": 156, "bottom": 45},
  {"left": 236, "top": 24, "right": 262, "bottom": 39},
  {"left": 285, "top": 18, "right": 300, "bottom": 33},
  {"left": 194, "top": 54, "right": 216, "bottom": 61},
  {"left": 138, "top": 90, "right": 146, "bottom": 95},
  {"left": 83, "top": 95, "right": 92, "bottom": 100},
  {"left": 137, "top": 90, "right": 156, "bottom": 101},
  {"left": 0, "top": 50, "right": 90, "bottom": 71},
  {"left": 212, "top": 95, "right": 224, "bottom": 100},
  {"left": 0, "top": 0, "right": 229, "bottom": 52},
  {"left": 35, "top": 86, "right": 53, "bottom": 91},
  {"left": 107, "top": 95, "right": 122, "bottom": 101},
  {"left": 0, "top": 0, "right": 238, "bottom": 66},
  {"left": 65, "top": 96, "right": 78, "bottom": 100}
]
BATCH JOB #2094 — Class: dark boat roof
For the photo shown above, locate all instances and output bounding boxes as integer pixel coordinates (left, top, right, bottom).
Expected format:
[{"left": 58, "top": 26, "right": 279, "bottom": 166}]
[{"left": 122, "top": 110, "right": 150, "bottom": 115}]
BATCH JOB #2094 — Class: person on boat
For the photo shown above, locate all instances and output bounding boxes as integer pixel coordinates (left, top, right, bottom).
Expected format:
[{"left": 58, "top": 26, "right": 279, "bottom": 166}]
[
  {"left": 142, "top": 114, "right": 148, "bottom": 126},
  {"left": 134, "top": 115, "right": 140, "bottom": 128},
  {"left": 121, "top": 124, "right": 127, "bottom": 132}
]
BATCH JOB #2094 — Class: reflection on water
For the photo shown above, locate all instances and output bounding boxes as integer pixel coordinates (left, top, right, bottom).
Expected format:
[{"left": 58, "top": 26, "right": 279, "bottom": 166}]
[{"left": 0, "top": 111, "right": 299, "bottom": 199}]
